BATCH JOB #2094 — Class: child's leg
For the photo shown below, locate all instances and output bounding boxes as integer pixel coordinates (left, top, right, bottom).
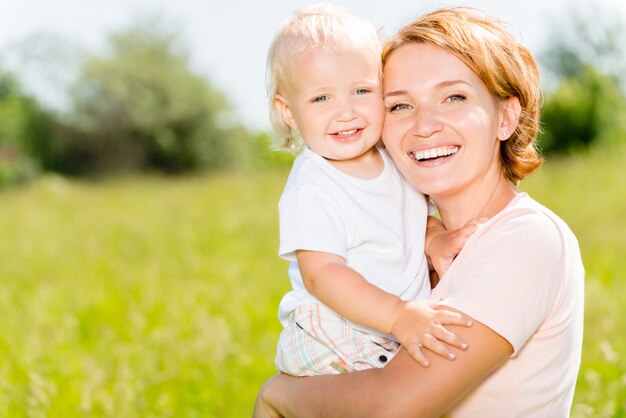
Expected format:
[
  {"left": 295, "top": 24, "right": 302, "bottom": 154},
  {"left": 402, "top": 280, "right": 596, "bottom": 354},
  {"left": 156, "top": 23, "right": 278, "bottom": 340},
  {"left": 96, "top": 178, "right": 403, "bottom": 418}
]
[{"left": 275, "top": 304, "right": 400, "bottom": 376}]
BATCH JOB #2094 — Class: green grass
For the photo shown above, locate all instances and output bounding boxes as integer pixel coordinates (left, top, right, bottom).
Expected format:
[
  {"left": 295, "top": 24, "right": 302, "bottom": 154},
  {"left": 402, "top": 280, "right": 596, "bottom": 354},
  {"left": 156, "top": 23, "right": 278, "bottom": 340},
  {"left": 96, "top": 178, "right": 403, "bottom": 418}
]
[
  {"left": 0, "top": 172, "right": 289, "bottom": 417},
  {"left": 0, "top": 144, "right": 624, "bottom": 417}
]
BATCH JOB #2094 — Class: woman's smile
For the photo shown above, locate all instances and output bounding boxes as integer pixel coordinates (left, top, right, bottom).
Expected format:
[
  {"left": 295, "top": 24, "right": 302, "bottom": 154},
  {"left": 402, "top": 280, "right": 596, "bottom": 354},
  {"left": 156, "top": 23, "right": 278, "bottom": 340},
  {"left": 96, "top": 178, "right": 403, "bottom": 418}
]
[{"left": 410, "top": 145, "right": 460, "bottom": 163}]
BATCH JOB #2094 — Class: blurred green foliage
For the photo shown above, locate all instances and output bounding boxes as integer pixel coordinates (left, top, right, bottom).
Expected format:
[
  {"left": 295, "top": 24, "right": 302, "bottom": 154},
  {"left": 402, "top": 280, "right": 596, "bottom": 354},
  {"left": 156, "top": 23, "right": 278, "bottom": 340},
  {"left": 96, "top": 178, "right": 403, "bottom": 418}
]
[
  {"left": 66, "top": 20, "right": 236, "bottom": 174},
  {"left": 0, "top": 72, "right": 45, "bottom": 186},
  {"left": 540, "top": 67, "right": 626, "bottom": 153},
  {"left": 248, "top": 132, "right": 295, "bottom": 170},
  {"left": 1, "top": 7, "right": 625, "bottom": 183},
  {"left": 539, "top": 7, "right": 626, "bottom": 154}
]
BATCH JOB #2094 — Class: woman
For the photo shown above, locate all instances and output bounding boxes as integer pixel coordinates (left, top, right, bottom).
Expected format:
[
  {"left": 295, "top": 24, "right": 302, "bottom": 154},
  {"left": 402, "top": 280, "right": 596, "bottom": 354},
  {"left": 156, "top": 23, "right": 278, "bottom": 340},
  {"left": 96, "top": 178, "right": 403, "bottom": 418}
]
[{"left": 254, "top": 7, "right": 584, "bottom": 417}]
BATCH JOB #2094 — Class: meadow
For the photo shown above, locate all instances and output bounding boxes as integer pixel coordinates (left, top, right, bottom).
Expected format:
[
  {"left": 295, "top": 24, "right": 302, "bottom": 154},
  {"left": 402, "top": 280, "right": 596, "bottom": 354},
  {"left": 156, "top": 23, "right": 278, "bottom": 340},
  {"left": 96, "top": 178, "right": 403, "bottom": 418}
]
[{"left": 0, "top": 144, "right": 624, "bottom": 417}]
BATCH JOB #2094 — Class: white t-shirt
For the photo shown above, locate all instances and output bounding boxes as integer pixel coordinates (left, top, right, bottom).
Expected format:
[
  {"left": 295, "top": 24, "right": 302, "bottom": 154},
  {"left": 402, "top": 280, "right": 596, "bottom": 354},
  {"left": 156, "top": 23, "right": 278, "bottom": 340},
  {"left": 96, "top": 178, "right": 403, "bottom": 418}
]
[
  {"left": 432, "top": 192, "right": 585, "bottom": 418},
  {"left": 277, "top": 147, "right": 431, "bottom": 335}
]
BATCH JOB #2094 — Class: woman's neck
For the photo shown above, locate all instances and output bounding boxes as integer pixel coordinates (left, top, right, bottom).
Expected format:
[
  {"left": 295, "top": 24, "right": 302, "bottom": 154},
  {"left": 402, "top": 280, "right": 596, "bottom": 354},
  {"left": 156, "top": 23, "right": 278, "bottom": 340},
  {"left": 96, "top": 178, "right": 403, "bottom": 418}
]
[{"left": 434, "top": 173, "right": 518, "bottom": 231}]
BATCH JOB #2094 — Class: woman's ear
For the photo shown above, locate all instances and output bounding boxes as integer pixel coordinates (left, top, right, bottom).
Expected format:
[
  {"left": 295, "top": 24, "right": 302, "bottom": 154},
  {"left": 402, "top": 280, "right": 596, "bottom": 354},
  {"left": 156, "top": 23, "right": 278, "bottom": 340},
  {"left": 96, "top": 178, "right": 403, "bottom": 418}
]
[
  {"left": 497, "top": 97, "right": 522, "bottom": 141},
  {"left": 273, "top": 95, "right": 296, "bottom": 130}
]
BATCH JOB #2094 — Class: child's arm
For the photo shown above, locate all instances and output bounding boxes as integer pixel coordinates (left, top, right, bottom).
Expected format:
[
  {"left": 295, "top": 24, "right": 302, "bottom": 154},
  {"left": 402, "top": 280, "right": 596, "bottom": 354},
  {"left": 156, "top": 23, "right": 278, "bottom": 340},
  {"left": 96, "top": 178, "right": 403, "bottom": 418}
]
[
  {"left": 296, "top": 249, "right": 472, "bottom": 367},
  {"left": 425, "top": 216, "right": 486, "bottom": 282}
]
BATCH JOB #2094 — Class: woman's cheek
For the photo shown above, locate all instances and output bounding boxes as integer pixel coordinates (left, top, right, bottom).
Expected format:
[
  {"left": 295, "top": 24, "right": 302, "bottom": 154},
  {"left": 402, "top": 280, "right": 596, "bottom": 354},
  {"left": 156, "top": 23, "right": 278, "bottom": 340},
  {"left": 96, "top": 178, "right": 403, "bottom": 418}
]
[{"left": 382, "top": 118, "right": 401, "bottom": 149}]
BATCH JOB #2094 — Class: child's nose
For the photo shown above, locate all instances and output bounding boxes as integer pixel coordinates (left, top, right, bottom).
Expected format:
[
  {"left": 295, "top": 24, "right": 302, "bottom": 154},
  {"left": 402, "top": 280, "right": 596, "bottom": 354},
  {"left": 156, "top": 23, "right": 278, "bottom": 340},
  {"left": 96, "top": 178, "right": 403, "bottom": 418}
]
[{"left": 336, "top": 100, "right": 357, "bottom": 122}]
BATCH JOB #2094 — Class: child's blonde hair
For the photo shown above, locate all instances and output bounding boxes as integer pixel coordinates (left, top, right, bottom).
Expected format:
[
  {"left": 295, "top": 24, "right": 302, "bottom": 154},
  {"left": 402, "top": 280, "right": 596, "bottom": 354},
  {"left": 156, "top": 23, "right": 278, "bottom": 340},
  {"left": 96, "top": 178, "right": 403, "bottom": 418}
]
[{"left": 266, "top": 3, "right": 381, "bottom": 153}]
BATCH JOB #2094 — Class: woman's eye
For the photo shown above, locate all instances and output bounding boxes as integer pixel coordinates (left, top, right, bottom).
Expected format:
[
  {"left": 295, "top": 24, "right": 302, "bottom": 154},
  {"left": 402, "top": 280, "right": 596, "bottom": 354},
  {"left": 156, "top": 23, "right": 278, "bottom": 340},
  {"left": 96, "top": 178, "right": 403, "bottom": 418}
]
[
  {"left": 388, "top": 103, "right": 411, "bottom": 112},
  {"left": 446, "top": 94, "right": 466, "bottom": 103}
]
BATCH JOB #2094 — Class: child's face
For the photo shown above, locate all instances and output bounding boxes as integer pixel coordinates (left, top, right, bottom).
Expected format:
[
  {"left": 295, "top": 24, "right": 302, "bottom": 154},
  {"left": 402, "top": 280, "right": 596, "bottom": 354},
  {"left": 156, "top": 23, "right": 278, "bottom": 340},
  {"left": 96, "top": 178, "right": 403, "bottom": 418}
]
[{"left": 275, "top": 47, "right": 384, "bottom": 162}]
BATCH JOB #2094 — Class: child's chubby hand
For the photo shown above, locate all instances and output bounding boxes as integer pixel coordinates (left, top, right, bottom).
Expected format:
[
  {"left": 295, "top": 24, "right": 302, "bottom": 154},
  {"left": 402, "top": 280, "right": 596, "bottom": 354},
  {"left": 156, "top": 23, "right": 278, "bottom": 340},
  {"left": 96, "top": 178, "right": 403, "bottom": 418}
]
[
  {"left": 426, "top": 216, "right": 487, "bottom": 279},
  {"left": 390, "top": 299, "right": 473, "bottom": 367}
]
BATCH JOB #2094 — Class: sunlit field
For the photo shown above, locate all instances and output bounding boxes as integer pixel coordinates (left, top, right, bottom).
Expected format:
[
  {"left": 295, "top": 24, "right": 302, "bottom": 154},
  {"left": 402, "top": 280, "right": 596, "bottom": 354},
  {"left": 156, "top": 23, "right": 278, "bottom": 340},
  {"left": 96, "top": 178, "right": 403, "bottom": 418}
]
[{"left": 0, "top": 144, "right": 624, "bottom": 417}]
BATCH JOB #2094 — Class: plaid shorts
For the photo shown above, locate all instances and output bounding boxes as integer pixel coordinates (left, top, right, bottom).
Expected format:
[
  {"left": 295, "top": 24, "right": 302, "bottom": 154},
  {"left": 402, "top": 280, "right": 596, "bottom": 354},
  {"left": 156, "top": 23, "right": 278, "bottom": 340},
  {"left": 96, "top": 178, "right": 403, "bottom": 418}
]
[{"left": 275, "top": 303, "right": 400, "bottom": 376}]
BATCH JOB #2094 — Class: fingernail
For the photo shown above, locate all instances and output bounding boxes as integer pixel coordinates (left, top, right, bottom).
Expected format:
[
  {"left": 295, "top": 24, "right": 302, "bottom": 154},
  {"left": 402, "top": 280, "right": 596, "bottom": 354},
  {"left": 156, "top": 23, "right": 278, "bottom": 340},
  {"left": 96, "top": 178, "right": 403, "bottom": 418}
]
[
  {"left": 424, "top": 360, "right": 430, "bottom": 367},
  {"left": 467, "top": 320, "right": 473, "bottom": 326},
  {"left": 448, "top": 353, "right": 456, "bottom": 360},
  {"left": 461, "top": 342, "right": 468, "bottom": 350}
]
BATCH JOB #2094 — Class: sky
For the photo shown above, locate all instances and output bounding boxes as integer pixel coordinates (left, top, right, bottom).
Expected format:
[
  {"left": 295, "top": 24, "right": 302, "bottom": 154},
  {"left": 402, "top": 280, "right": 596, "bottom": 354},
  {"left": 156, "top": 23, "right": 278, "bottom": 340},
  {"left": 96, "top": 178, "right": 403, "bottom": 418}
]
[{"left": 1, "top": 0, "right": 625, "bottom": 131}]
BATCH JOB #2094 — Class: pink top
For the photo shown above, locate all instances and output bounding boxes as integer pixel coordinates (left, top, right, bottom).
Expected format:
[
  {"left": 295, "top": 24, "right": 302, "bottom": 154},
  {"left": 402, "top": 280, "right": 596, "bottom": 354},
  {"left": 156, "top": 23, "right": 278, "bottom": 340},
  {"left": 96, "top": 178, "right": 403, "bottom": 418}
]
[{"left": 432, "top": 193, "right": 584, "bottom": 418}]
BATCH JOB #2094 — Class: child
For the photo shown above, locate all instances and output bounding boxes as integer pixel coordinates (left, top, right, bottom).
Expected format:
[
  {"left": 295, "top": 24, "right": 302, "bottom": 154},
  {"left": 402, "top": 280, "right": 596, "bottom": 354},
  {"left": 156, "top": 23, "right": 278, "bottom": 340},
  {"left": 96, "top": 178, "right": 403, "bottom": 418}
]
[{"left": 266, "top": 4, "right": 476, "bottom": 376}]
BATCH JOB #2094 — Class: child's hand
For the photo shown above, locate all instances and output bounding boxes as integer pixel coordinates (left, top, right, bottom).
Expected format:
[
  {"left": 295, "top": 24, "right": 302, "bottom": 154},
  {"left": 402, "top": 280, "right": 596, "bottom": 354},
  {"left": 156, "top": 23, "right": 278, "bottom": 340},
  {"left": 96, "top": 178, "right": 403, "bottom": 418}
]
[
  {"left": 426, "top": 216, "right": 486, "bottom": 278},
  {"left": 390, "top": 299, "right": 472, "bottom": 367}
]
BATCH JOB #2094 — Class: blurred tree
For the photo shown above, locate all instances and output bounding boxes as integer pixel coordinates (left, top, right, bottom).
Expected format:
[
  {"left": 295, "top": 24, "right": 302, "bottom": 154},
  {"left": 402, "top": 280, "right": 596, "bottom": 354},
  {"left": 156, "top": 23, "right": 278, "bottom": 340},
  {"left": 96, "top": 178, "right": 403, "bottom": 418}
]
[
  {"left": 539, "top": 5, "right": 626, "bottom": 154},
  {"left": 0, "top": 70, "right": 47, "bottom": 186},
  {"left": 0, "top": 32, "right": 90, "bottom": 176},
  {"left": 540, "top": 67, "right": 626, "bottom": 153},
  {"left": 67, "top": 18, "right": 236, "bottom": 174}
]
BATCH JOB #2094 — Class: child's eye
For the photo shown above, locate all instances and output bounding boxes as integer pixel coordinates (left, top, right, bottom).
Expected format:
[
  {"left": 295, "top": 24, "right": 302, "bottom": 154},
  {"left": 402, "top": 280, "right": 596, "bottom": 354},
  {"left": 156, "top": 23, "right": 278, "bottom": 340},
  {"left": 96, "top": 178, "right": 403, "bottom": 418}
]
[
  {"left": 312, "top": 95, "right": 329, "bottom": 103},
  {"left": 354, "top": 88, "right": 370, "bottom": 95}
]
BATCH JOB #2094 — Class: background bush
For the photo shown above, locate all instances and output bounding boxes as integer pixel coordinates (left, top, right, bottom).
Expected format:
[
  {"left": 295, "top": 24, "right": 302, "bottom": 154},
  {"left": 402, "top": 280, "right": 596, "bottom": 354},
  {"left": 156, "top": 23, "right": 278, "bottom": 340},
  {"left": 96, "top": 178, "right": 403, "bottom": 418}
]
[
  {"left": 65, "top": 20, "right": 236, "bottom": 174},
  {"left": 0, "top": 72, "right": 45, "bottom": 186},
  {"left": 538, "top": 7, "right": 626, "bottom": 154},
  {"left": 540, "top": 67, "right": 626, "bottom": 153}
]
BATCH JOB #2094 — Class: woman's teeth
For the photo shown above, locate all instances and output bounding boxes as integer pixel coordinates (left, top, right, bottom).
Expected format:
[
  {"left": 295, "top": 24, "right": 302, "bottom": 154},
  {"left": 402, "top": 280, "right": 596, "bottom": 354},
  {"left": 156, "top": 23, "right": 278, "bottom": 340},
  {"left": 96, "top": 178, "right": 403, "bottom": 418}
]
[{"left": 412, "top": 146, "right": 459, "bottom": 161}]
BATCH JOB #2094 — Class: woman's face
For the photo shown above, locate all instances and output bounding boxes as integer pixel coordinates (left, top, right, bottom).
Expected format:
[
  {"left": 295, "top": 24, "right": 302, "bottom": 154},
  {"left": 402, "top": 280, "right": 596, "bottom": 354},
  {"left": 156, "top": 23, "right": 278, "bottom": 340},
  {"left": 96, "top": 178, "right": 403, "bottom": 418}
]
[{"left": 382, "top": 42, "right": 507, "bottom": 198}]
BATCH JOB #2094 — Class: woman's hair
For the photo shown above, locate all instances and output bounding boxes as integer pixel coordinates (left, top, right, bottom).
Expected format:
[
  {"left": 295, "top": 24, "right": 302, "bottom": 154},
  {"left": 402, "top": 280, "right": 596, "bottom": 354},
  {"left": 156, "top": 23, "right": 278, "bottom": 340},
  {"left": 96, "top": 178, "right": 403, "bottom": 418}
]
[
  {"left": 382, "top": 7, "right": 543, "bottom": 183},
  {"left": 266, "top": 3, "right": 381, "bottom": 153}
]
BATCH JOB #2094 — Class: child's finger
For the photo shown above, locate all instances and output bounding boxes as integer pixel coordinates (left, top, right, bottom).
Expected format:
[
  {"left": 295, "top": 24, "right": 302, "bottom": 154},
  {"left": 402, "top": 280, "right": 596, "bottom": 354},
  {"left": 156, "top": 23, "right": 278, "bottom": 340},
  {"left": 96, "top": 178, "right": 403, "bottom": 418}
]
[
  {"left": 431, "top": 326, "right": 469, "bottom": 351},
  {"left": 433, "top": 310, "right": 473, "bottom": 327},
  {"left": 420, "top": 333, "right": 457, "bottom": 361},
  {"left": 405, "top": 343, "right": 431, "bottom": 367},
  {"left": 456, "top": 218, "right": 487, "bottom": 240}
]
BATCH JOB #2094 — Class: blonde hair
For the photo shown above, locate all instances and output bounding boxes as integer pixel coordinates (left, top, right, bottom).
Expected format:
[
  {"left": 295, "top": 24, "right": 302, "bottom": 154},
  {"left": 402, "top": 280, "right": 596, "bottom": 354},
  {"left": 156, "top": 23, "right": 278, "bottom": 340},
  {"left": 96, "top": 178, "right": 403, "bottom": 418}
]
[
  {"left": 383, "top": 7, "right": 543, "bottom": 183},
  {"left": 266, "top": 3, "right": 381, "bottom": 153}
]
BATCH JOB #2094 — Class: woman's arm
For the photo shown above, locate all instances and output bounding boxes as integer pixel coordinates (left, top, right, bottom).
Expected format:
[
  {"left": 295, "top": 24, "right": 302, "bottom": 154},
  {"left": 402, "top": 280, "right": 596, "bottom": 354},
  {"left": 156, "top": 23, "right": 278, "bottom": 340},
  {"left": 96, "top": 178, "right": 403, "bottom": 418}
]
[
  {"left": 296, "top": 250, "right": 471, "bottom": 365},
  {"left": 254, "top": 306, "right": 512, "bottom": 418}
]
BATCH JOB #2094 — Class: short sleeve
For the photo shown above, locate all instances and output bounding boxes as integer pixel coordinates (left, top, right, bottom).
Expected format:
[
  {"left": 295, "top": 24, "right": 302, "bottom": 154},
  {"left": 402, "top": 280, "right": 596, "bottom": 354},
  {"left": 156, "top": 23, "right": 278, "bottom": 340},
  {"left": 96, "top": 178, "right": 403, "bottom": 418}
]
[
  {"left": 435, "top": 209, "right": 565, "bottom": 354},
  {"left": 278, "top": 184, "right": 347, "bottom": 261}
]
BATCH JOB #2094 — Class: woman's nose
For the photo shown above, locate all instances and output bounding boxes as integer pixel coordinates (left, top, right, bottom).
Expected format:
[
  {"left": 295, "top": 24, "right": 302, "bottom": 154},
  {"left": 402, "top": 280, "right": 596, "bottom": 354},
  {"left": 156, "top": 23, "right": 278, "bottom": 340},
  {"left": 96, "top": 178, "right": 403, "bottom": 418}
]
[{"left": 412, "top": 106, "right": 443, "bottom": 137}]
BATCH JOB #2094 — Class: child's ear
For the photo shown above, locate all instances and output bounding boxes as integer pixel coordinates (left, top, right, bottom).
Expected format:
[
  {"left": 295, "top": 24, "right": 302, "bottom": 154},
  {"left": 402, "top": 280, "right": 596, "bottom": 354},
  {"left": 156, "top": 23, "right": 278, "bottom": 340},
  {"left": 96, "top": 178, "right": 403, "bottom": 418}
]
[
  {"left": 497, "top": 97, "right": 522, "bottom": 141},
  {"left": 274, "top": 95, "right": 296, "bottom": 129}
]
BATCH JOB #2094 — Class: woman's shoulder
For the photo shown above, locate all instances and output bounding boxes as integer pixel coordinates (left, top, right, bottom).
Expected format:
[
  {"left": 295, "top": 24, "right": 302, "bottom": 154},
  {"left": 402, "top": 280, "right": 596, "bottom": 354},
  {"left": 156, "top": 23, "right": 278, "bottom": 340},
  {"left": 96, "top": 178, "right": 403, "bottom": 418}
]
[
  {"left": 475, "top": 192, "right": 580, "bottom": 257},
  {"left": 501, "top": 193, "right": 576, "bottom": 236}
]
